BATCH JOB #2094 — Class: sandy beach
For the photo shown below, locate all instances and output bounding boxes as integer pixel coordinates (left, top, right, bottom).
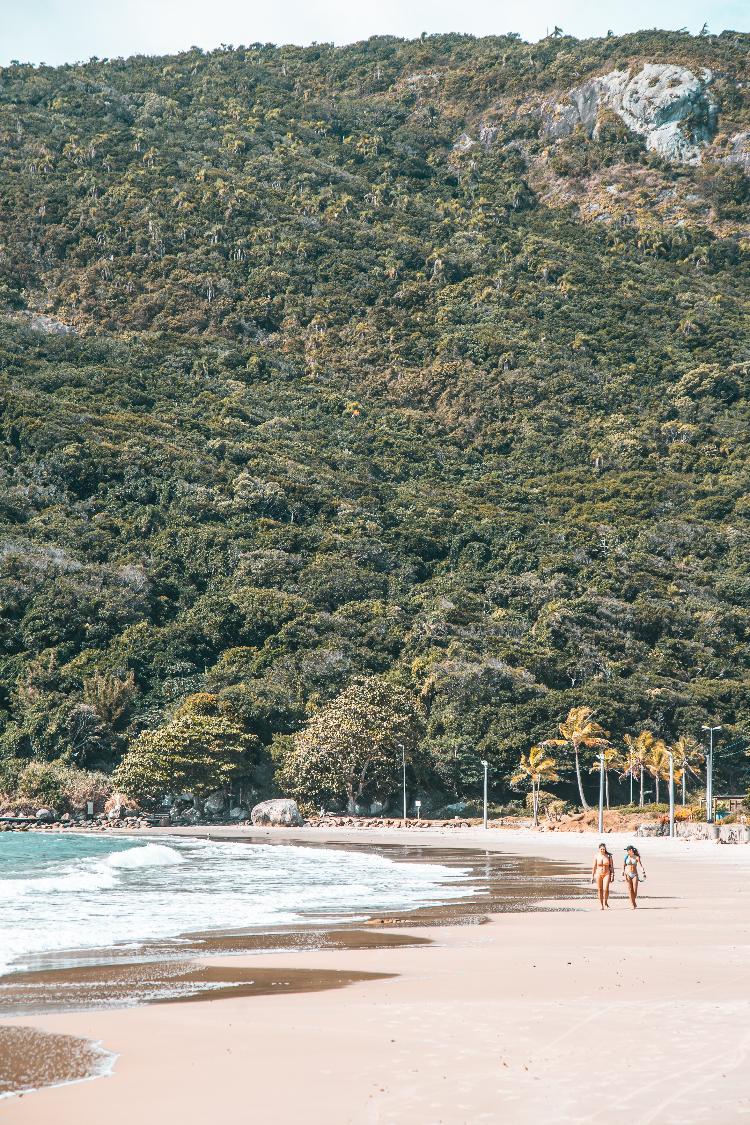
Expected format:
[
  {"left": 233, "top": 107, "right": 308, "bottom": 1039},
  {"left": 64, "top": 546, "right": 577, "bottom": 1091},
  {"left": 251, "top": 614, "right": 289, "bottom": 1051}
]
[{"left": 2, "top": 826, "right": 750, "bottom": 1125}]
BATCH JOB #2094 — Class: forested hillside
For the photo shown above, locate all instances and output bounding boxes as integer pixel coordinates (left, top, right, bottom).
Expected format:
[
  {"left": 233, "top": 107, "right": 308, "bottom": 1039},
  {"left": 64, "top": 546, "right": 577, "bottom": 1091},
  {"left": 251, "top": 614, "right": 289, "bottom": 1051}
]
[{"left": 1, "top": 29, "right": 749, "bottom": 809}]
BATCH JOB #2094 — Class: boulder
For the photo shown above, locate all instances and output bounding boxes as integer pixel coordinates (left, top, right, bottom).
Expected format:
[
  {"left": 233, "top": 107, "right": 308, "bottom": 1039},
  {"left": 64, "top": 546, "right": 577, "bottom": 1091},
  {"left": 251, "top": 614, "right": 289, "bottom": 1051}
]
[
  {"left": 229, "top": 806, "right": 247, "bottom": 820},
  {"left": 204, "top": 791, "right": 226, "bottom": 815},
  {"left": 35, "top": 808, "right": 57, "bottom": 823},
  {"left": 250, "top": 799, "right": 304, "bottom": 828},
  {"left": 181, "top": 808, "right": 203, "bottom": 825}
]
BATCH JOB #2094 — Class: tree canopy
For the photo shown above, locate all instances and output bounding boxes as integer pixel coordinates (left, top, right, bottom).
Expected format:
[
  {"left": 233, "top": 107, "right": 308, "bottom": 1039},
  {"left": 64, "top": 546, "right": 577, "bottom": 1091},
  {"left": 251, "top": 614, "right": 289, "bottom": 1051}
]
[{"left": 114, "top": 693, "right": 258, "bottom": 807}]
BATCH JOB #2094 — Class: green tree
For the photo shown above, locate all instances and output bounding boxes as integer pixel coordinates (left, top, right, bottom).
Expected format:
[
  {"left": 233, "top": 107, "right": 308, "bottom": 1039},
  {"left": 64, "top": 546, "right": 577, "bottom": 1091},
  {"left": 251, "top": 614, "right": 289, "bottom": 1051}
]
[
  {"left": 511, "top": 745, "right": 560, "bottom": 826},
  {"left": 590, "top": 745, "right": 623, "bottom": 809},
  {"left": 273, "top": 677, "right": 424, "bottom": 814},
  {"left": 623, "top": 731, "right": 658, "bottom": 807},
  {"left": 670, "top": 735, "right": 704, "bottom": 805},
  {"left": 544, "top": 707, "right": 610, "bottom": 811},
  {"left": 645, "top": 739, "right": 671, "bottom": 804},
  {"left": 114, "top": 693, "right": 258, "bottom": 810}
]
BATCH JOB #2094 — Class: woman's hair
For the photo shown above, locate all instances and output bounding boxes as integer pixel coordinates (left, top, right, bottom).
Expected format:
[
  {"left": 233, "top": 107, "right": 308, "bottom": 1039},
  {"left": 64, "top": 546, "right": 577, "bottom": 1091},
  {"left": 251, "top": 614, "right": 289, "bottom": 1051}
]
[
  {"left": 626, "top": 844, "right": 640, "bottom": 856},
  {"left": 598, "top": 842, "right": 612, "bottom": 856}
]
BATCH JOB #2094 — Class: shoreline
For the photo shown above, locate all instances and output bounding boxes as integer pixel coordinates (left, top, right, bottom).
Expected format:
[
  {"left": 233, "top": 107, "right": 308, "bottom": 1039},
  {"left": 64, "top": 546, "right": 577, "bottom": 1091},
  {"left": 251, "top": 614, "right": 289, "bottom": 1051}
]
[
  {"left": 2, "top": 827, "right": 750, "bottom": 1123},
  {"left": 0, "top": 835, "right": 584, "bottom": 1015}
]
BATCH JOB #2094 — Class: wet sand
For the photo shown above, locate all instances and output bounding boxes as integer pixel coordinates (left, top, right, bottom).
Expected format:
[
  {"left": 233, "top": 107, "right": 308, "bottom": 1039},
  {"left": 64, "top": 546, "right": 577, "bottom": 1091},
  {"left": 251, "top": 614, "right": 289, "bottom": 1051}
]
[
  {"left": 0, "top": 843, "right": 582, "bottom": 1015},
  {"left": 0, "top": 1026, "right": 112, "bottom": 1101},
  {"left": 2, "top": 827, "right": 749, "bottom": 1123}
]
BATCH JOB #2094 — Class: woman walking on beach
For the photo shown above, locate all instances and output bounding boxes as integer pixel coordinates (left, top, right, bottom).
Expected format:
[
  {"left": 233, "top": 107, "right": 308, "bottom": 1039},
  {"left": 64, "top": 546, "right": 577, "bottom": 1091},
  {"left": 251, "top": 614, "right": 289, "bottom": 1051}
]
[
  {"left": 623, "top": 845, "right": 646, "bottom": 909},
  {"left": 591, "top": 843, "right": 614, "bottom": 909}
]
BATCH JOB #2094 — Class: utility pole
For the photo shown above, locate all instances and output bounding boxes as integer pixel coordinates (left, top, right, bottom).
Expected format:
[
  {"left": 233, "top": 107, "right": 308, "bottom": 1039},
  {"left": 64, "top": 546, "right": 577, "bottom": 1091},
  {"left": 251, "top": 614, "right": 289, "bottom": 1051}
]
[
  {"left": 598, "top": 751, "right": 605, "bottom": 834},
  {"left": 481, "top": 760, "right": 488, "bottom": 830},
  {"left": 667, "top": 750, "right": 675, "bottom": 838},
  {"left": 401, "top": 743, "right": 407, "bottom": 823},
  {"left": 701, "top": 725, "right": 721, "bottom": 823}
]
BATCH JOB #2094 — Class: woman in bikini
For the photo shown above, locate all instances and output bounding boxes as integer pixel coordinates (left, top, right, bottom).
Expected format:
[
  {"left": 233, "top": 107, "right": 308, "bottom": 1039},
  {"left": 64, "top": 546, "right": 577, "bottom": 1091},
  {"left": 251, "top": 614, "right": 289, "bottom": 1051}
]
[
  {"left": 591, "top": 843, "right": 614, "bottom": 909},
  {"left": 623, "top": 845, "right": 646, "bottom": 908}
]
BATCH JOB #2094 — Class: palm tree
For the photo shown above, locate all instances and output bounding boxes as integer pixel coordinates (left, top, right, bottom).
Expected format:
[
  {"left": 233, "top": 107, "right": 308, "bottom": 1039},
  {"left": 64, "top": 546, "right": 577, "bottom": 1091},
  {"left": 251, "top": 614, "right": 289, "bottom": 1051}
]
[
  {"left": 544, "top": 706, "right": 609, "bottom": 810},
  {"left": 511, "top": 745, "right": 560, "bottom": 827},
  {"left": 590, "top": 745, "right": 622, "bottom": 809},
  {"left": 670, "top": 735, "right": 703, "bottom": 805},
  {"left": 623, "top": 731, "right": 657, "bottom": 807},
  {"left": 645, "top": 739, "right": 671, "bottom": 803}
]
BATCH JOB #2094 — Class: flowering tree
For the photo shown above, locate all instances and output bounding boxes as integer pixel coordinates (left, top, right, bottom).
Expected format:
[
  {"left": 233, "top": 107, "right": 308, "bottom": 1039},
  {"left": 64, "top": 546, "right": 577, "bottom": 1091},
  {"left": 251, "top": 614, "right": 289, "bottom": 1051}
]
[
  {"left": 273, "top": 677, "right": 424, "bottom": 814},
  {"left": 114, "top": 693, "right": 258, "bottom": 809}
]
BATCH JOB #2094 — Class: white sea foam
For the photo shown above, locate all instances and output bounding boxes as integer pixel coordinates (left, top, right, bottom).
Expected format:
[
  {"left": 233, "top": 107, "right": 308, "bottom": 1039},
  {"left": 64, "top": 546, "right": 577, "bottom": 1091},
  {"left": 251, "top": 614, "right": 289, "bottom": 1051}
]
[
  {"left": 106, "top": 843, "right": 184, "bottom": 869},
  {"left": 0, "top": 835, "right": 473, "bottom": 977}
]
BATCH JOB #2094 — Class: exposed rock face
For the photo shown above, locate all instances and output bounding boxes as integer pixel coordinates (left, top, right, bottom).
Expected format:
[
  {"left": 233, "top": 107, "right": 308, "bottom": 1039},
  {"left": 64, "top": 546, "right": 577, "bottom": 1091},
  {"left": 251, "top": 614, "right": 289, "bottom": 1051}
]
[
  {"left": 723, "top": 132, "right": 750, "bottom": 172},
  {"left": 250, "top": 798, "right": 303, "bottom": 827},
  {"left": 452, "top": 132, "right": 476, "bottom": 152},
  {"left": 35, "top": 808, "right": 57, "bottom": 822},
  {"left": 543, "top": 64, "right": 717, "bottom": 163}
]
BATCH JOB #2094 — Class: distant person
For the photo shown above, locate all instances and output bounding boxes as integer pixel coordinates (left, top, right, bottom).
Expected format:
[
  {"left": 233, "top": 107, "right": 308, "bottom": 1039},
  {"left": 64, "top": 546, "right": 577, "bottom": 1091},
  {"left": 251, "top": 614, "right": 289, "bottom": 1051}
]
[
  {"left": 623, "top": 845, "right": 646, "bottom": 908},
  {"left": 591, "top": 843, "right": 614, "bottom": 909}
]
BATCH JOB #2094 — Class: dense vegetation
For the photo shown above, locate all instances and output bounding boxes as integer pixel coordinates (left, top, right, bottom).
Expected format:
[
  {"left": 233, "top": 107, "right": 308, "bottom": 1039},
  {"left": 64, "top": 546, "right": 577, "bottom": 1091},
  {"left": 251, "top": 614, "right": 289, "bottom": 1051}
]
[{"left": 1, "top": 29, "right": 749, "bottom": 812}]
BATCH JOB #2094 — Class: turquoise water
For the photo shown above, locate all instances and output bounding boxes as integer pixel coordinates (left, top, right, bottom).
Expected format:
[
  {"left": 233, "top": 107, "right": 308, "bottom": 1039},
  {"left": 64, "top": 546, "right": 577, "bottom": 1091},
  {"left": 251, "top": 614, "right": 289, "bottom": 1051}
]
[{"left": 0, "top": 832, "right": 472, "bottom": 974}]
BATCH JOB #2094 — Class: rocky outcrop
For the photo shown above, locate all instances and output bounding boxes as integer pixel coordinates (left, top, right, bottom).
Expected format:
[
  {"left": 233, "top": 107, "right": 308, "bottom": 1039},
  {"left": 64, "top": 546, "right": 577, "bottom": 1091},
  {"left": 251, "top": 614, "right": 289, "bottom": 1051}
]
[
  {"left": 35, "top": 807, "right": 57, "bottom": 823},
  {"left": 721, "top": 132, "right": 750, "bottom": 172},
  {"left": 542, "top": 64, "right": 717, "bottom": 163},
  {"left": 250, "top": 798, "right": 303, "bottom": 827},
  {"left": 452, "top": 132, "right": 476, "bottom": 153}
]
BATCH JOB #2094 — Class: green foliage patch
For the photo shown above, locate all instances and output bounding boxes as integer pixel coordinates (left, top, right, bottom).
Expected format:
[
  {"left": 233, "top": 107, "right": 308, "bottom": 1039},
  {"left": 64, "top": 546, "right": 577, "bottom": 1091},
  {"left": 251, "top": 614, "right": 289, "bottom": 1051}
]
[{"left": 0, "top": 30, "right": 749, "bottom": 806}]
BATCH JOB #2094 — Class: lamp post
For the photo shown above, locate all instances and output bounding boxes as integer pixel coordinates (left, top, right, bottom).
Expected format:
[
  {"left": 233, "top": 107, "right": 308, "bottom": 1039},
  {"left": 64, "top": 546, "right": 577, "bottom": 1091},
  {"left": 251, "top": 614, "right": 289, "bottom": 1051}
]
[
  {"left": 481, "top": 760, "right": 488, "bottom": 830},
  {"left": 400, "top": 743, "right": 407, "bottom": 824},
  {"left": 598, "top": 751, "right": 605, "bottom": 834},
  {"left": 667, "top": 750, "right": 675, "bottom": 838},
  {"left": 701, "top": 725, "right": 722, "bottom": 824}
]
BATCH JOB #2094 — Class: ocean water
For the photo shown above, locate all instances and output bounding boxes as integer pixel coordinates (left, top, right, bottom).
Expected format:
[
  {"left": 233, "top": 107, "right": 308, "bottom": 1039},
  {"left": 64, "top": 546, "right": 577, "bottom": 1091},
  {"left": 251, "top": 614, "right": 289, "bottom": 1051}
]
[{"left": 0, "top": 833, "right": 472, "bottom": 974}]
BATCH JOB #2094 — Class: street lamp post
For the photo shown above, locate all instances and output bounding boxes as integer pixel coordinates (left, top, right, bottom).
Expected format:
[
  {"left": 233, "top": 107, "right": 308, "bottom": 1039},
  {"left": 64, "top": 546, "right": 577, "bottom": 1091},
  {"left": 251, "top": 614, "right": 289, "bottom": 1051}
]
[
  {"left": 400, "top": 743, "right": 407, "bottom": 824},
  {"left": 701, "top": 725, "right": 722, "bottom": 824},
  {"left": 481, "top": 760, "right": 488, "bottom": 830},
  {"left": 598, "top": 751, "right": 605, "bottom": 834},
  {"left": 667, "top": 750, "right": 675, "bottom": 838}
]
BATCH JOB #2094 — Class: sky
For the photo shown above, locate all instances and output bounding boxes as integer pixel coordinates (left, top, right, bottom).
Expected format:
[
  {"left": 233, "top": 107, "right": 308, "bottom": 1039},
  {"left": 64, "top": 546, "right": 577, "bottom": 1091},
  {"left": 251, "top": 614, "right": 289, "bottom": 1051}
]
[{"left": 1, "top": 0, "right": 746, "bottom": 67}]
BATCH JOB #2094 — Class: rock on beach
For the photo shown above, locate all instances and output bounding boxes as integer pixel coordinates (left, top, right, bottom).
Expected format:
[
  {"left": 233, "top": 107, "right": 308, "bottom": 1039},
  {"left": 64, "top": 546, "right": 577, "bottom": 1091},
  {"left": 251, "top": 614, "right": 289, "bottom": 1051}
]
[{"left": 250, "top": 799, "right": 303, "bottom": 827}]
